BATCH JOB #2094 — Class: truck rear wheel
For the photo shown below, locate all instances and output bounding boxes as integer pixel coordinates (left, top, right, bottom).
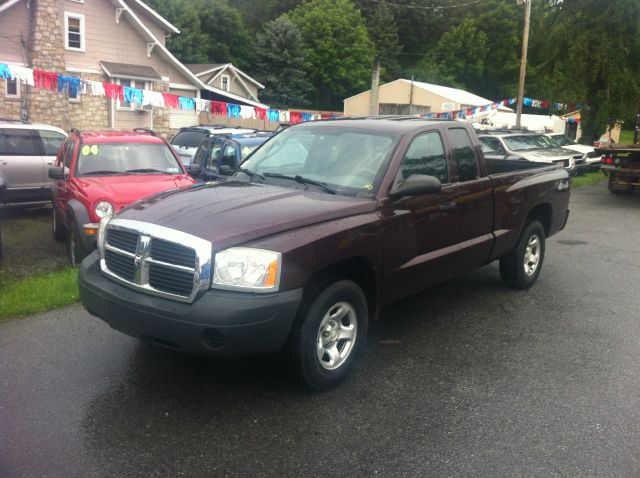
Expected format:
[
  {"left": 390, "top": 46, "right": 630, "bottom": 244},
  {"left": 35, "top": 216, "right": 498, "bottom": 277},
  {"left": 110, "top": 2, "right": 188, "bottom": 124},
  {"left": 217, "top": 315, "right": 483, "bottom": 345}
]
[
  {"left": 289, "top": 279, "right": 368, "bottom": 391},
  {"left": 500, "top": 220, "right": 546, "bottom": 289}
]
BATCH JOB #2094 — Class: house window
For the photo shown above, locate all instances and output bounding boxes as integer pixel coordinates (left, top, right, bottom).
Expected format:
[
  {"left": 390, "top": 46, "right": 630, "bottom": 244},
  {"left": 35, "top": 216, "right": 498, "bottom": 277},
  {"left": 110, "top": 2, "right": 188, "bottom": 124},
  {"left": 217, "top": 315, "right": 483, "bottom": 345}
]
[
  {"left": 64, "top": 12, "right": 85, "bottom": 51},
  {"left": 5, "top": 78, "right": 20, "bottom": 98},
  {"left": 221, "top": 75, "right": 229, "bottom": 92},
  {"left": 114, "top": 78, "right": 149, "bottom": 110}
]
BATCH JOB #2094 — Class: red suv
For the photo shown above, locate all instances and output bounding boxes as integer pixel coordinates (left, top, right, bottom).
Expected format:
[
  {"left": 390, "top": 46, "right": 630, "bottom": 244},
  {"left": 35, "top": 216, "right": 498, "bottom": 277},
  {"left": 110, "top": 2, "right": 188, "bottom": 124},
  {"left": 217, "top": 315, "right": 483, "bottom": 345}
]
[{"left": 49, "top": 129, "right": 196, "bottom": 264}]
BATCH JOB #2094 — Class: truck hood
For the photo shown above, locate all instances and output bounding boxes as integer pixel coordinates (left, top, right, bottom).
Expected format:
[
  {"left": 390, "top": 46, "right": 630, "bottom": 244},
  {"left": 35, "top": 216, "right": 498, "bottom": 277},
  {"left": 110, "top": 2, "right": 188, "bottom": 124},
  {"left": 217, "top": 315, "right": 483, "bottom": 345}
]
[
  {"left": 78, "top": 175, "right": 195, "bottom": 209},
  {"left": 561, "top": 144, "right": 594, "bottom": 155},
  {"left": 117, "top": 181, "right": 376, "bottom": 248},
  {"left": 517, "top": 148, "right": 573, "bottom": 162}
]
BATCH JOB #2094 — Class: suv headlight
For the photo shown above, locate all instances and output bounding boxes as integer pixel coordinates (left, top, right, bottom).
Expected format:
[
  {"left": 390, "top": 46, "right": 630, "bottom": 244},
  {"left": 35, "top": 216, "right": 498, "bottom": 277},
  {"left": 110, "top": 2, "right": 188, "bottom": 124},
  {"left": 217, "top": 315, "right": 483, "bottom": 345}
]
[
  {"left": 95, "top": 201, "right": 114, "bottom": 218},
  {"left": 212, "top": 247, "right": 281, "bottom": 292}
]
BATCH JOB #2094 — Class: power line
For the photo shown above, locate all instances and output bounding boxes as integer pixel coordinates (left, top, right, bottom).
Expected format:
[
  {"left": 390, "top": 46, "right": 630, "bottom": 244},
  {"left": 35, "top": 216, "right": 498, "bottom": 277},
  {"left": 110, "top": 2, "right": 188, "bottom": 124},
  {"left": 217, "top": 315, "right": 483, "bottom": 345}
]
[{"left": 368, "top": 0, "right": 487, "bottom": 11}]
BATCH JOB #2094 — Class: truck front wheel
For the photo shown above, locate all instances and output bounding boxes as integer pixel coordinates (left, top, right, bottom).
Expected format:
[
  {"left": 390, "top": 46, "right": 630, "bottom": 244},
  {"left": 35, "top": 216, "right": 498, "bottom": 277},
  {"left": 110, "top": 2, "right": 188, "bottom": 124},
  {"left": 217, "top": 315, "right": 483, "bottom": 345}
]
[
  {"left": 500, "top": 220, "right": 546, "bottom": 289},
  {"left": 289, "top": 280, "right": 368, "bottom": 391}
]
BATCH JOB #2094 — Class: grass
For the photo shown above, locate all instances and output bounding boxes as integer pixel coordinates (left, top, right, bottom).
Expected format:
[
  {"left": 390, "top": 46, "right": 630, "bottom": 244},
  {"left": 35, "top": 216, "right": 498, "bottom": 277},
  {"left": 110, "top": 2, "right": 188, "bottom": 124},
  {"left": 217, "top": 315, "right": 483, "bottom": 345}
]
[
  {"left": 0, "top": 267, "right": 79, "bottom": 321},
  {"left": 571, "top": 171, "right": 607, "bottom": 188},
  {"left": 619, "top": 130, "right": 635, "bottom": 144}
]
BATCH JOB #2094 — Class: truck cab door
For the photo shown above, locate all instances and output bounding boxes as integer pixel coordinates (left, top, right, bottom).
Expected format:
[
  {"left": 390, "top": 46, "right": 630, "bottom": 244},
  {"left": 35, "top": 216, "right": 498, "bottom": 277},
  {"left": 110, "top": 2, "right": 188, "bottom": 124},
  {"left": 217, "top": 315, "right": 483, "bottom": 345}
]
[{"left": 382, "top": 129, "right": 461, "bottom": 301}]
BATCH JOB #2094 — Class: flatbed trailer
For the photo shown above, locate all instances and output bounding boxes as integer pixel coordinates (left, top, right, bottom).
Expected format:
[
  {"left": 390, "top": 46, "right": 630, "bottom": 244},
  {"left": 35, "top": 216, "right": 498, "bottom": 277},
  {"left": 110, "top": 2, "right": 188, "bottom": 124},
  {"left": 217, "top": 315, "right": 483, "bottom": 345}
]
[{"left": 596, "top": 144, "right": 640, "bottom": 193}]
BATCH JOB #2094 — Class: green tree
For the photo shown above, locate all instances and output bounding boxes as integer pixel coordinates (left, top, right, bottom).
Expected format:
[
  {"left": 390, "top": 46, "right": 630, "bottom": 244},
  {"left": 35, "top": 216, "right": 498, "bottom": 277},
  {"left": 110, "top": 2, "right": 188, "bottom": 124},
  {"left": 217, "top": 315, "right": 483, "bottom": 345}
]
[
  {"left": 410, "top": 18, "right": 489, "bottom": 91},
  {"left": 528, "top": 0, "right": 640, "bottom": 140},
  {"left": 289, "top": 0, "right": 375, "bottom": 109},
  {"left": 356, "top": 0, "right": 402, "bottom": 80},
  {"left": 254, "top": 16, "right": 313, "bottom": 108}
]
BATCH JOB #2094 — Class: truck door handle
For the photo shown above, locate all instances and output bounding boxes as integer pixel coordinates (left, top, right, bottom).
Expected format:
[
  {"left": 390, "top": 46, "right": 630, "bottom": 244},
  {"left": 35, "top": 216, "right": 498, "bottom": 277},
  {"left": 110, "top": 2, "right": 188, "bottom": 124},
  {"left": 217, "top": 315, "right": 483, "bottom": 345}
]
[{"left": 438, "top": 201, "right": 457, "bottom": 212}]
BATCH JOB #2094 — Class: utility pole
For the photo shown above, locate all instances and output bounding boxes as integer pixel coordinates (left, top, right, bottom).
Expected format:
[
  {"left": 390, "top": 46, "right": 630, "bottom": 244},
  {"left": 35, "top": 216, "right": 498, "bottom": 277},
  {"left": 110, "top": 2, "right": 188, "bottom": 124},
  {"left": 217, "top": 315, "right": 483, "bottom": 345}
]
[
  {"left": 515, "top": 0, "right": 532, "bottom": 128},
  {"left": 369, "top": 59, "right": 380, "bottom": 115}
]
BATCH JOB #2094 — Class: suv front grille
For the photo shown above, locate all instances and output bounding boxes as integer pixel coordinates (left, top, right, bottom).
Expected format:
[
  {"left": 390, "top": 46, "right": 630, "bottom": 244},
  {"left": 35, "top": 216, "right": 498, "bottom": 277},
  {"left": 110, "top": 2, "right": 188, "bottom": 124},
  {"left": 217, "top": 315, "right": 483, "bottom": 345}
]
[{"left": 100, "top": 219, "right": 212, "bottom": 303}]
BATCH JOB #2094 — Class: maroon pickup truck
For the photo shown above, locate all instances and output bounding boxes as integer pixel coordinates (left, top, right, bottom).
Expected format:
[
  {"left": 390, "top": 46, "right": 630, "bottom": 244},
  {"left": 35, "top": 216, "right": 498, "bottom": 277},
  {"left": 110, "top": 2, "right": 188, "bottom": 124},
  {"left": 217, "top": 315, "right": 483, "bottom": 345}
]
[{"left": 79, "top": 117, "right": 570, "bottom": 390}]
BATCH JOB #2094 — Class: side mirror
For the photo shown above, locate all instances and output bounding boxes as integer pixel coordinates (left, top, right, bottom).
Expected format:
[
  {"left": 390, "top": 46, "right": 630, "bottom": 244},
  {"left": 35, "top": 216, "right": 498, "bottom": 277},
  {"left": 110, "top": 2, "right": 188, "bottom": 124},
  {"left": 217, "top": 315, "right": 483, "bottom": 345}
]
[
  {"left": 219, "top": 165, "right": 233, "bottom": 176},
  {"left": 48, "top": 167, "right": 65, "bottom": 180},
  {"left": 389, "top": 174, "right": 441, "bottom": 198},
  {"left": 185, "top": 163, "right": 200, "bottom": 176}
]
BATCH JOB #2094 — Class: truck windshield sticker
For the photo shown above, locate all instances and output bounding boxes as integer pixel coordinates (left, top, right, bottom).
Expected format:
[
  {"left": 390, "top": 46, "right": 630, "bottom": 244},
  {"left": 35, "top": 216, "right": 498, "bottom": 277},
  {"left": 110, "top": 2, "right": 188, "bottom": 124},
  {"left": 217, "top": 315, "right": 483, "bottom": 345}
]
[
  {"left": 90, "top": 145, "right": 99, "bottom": 156},
  {"left": 242, "top": 146, "right": 250, "bottom": 157},
  {"left": 81, "top": 145, "right": 91, "bottom": 156}
]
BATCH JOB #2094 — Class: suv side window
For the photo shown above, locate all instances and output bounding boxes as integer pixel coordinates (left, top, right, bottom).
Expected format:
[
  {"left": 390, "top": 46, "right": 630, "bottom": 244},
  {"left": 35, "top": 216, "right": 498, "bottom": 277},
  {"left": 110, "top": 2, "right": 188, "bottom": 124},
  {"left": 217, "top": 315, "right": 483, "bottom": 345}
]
[
  {"left": 205, "top": 139, "right": 223, "bottom": 171},
  {"left": 39, "top": 130, "right": 66, "bottom": 156},
  {"left": 449, "top": 128, "right": 478, "bottom": 182},
  {"left": 192, "top": 140, "right": 209, "bottom": 168},
  {"left": 221, "top": 144, "right": 238, "bottom": 170},
  {"left": 479, "top": 137, "right": 505, "bottom": 155},
  {"left": 398, "top": 130, "right": 449, "bottom": 184},
  {"left": 0, "top": 128, "right": 39, "bottom": 156}
]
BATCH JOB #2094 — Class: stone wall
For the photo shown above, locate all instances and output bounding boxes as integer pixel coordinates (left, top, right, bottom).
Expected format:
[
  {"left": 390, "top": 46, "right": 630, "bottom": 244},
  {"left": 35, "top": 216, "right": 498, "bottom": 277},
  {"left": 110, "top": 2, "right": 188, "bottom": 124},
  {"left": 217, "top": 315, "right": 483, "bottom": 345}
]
[{"left": 152, "top": 80, "right": 170, "bottom": 138}]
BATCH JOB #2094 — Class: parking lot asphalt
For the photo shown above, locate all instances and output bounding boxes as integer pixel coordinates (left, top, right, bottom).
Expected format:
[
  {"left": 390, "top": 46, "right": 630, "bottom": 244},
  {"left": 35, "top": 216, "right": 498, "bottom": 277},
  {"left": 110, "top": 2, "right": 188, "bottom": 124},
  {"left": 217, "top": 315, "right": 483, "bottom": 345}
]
[{"left": 1, "top": 181, "right": 639, "bottom": 477}]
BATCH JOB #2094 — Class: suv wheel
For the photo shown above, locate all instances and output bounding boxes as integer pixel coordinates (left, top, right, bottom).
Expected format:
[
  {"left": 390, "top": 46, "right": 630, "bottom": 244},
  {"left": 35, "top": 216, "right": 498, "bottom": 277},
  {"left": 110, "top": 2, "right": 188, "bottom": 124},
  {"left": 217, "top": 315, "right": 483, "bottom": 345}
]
[
  {"left": 52, "top": 205, "right": 67, "bottom": 241},
  {"left": 500, "top": 220, "right": 546, "bottom": 289},
  {"left": 68, "top": 223, "right": 88, "bottom": 266},
  {"left": 289, "top": 279, "right": 368, "bottom": 391}
]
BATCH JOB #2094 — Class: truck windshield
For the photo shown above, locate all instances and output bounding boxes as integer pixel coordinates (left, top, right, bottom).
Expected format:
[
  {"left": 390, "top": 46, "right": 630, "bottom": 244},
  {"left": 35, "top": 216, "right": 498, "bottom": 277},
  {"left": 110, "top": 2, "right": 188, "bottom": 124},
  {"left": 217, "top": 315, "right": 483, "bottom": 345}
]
[
  {"left": 504, "top": 135, "right": 553, "bottom": 151},
  {"left": 550, "top": 135, "right": 574, "bottom": 146},
  {"left": 235, "top": 126, "right": 399, "bottom": 196},
  {"left": 76, "top": 143, "right": 183, "bottom": 176}
]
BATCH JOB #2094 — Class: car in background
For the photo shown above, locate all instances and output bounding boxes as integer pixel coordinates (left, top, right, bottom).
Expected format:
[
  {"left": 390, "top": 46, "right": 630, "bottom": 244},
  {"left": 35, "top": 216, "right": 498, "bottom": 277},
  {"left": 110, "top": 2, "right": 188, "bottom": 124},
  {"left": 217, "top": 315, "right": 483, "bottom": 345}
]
[
  {"left": 188, "top": 133, "right": 272, "bottom": 182},
  {"left": 545, "top": 133, "right": 600, "bottom": 171},
  {"left": 49, "top": 128, "right": 196, "bottom": 265},
  {"left": 0, "top": 119, "right": 67, "bottom": 205},
  {"left": 170, "top": 125, "right": 258, "bottom": 166},
  {"left": 478, "top": 131, "right": 578, "bottom": 174}
]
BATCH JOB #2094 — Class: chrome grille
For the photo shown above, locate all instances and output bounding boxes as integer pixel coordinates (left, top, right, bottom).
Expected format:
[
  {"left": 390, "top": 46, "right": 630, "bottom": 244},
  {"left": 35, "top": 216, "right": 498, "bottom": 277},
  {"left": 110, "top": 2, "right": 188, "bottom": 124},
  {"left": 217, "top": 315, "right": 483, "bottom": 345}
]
[
  {"left": 106, "top": 229, "right": 138, "bottom": 254},
  {"left": 150, "top": 239, "right": 196, "bottom": 268},
  {"left": 100, "top": 218, "right": 212, "bottom": 303},
  {"left": 104, "top": 249, "right": 136, "bottom": 282}
]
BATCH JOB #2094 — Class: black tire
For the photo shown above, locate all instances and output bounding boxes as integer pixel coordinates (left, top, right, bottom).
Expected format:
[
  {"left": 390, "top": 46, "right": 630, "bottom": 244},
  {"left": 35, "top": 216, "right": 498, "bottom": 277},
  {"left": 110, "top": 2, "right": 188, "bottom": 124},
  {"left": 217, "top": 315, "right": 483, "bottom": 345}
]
[
  {"left": 289, "top": 279, "right": 368, "bottom": 391},
  {"left": 500, "top": 220, "right": 546, "bottom": 289},
  {"left": 68, "top": 223, "right": 88, "bottom": 266},
  {"left": 52, "top": 204, "right": 67, "bottom": 241}
]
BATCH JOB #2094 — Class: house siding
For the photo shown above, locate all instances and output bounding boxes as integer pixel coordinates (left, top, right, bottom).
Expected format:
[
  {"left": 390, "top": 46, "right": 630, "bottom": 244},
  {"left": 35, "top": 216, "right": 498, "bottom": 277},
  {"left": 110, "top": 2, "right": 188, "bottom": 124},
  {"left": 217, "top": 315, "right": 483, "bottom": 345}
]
[{"left": 0, "top": 1, "right": 29, "bottom": 64}]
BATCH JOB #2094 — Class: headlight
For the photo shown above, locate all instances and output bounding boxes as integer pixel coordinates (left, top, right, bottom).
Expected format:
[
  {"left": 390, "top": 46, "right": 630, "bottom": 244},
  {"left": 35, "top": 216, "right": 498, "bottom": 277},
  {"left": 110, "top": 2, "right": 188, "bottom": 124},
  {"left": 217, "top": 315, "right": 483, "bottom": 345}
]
[
  {"left": 97, "top": 217, "right": 110, "bottom": 250},
  {"left": 212, "top": 247, "right": 281, "bottom": 292},
  {"left": 95, "top": 201, "right": 114, "bottom": 218}
]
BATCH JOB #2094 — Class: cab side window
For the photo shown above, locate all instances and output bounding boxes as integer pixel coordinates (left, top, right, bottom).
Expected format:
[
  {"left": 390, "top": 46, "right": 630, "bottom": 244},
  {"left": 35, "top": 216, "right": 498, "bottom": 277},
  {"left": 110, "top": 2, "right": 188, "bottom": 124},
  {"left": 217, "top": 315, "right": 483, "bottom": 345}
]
[
  {"left": 479, "top": 137, "right": 505, "bottom": 155},
  {"left": 449, "top": 128, "right": 478, "bottom": 182},
  {"left": 398, "top": 131, "right": 449, "bottom": 184}
]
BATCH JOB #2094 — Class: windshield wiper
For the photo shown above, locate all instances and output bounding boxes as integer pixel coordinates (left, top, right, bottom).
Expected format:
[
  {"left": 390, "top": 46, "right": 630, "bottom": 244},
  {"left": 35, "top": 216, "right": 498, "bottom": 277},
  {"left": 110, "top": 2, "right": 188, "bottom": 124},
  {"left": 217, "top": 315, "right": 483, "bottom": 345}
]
[
  {"left": 263, "top": 172, "right": 336, "bottom": 195},
  {"left": 125, "top": 168, "right": 172, "bottom": 174},
  {"left": 81, "top": 170, "right": 127, "bottom": 176},
  {"left": 236, "top": 167, "right": 265, "bottom": 183}
]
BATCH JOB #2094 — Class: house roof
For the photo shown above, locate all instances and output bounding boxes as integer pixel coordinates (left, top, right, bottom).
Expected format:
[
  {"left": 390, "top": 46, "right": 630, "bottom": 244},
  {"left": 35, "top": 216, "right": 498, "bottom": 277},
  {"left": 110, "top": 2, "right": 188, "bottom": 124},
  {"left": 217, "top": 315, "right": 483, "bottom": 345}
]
[
  {"left": 186, "top": 63, "right": 265, "bottom": 89},
  {"left": 106, "top": 0, "right": 268, "bottom": 108},
  {"left": 100, "top": 61, "right": 162, "bottom": 80},
  {"left": 344, "top": 78, "right": 500, "bottom": 108},
  {"left": 129, "top": 0, "right": 180, "bottom": 35},
  {"left": 185, "top": 64, "right": 225, "bottom": 75},
  {"left": 0, "top": 0, "right": 24, "bottom": 14}
]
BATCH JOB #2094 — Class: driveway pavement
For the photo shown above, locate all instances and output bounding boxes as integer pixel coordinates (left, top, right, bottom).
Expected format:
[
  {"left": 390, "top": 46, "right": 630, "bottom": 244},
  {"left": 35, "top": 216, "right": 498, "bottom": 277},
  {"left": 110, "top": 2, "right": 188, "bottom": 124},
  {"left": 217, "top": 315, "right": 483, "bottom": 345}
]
[{"left": 1, "top": 181, "right": 639, "bottom": 477}]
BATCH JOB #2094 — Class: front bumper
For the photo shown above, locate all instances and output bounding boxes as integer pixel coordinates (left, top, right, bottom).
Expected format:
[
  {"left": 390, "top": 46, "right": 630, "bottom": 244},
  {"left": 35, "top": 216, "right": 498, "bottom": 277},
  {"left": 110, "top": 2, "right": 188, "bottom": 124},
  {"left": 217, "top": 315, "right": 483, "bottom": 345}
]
[{"left": 79, "top": 252, "right": 303, "bottom": 357}]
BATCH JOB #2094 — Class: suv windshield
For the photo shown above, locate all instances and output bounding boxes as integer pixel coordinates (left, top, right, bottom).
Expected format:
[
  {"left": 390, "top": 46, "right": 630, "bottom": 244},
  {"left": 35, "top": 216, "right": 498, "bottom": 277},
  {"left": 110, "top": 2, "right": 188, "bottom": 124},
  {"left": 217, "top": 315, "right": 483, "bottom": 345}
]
[
  {"left": 503, "top": 134, "right": 554, "bottom": 151},
  {"left": 550, "top": 135, "right": 573, "bottom": 146},
  {"left": 236, "top": 126, "right": 399, "bottom": 196},
  {"left": 171, "top": 130, "right": 206, "bottom": 148},
  {"left": 76, "top": 143, "right": 183, "bottom": 176}
]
